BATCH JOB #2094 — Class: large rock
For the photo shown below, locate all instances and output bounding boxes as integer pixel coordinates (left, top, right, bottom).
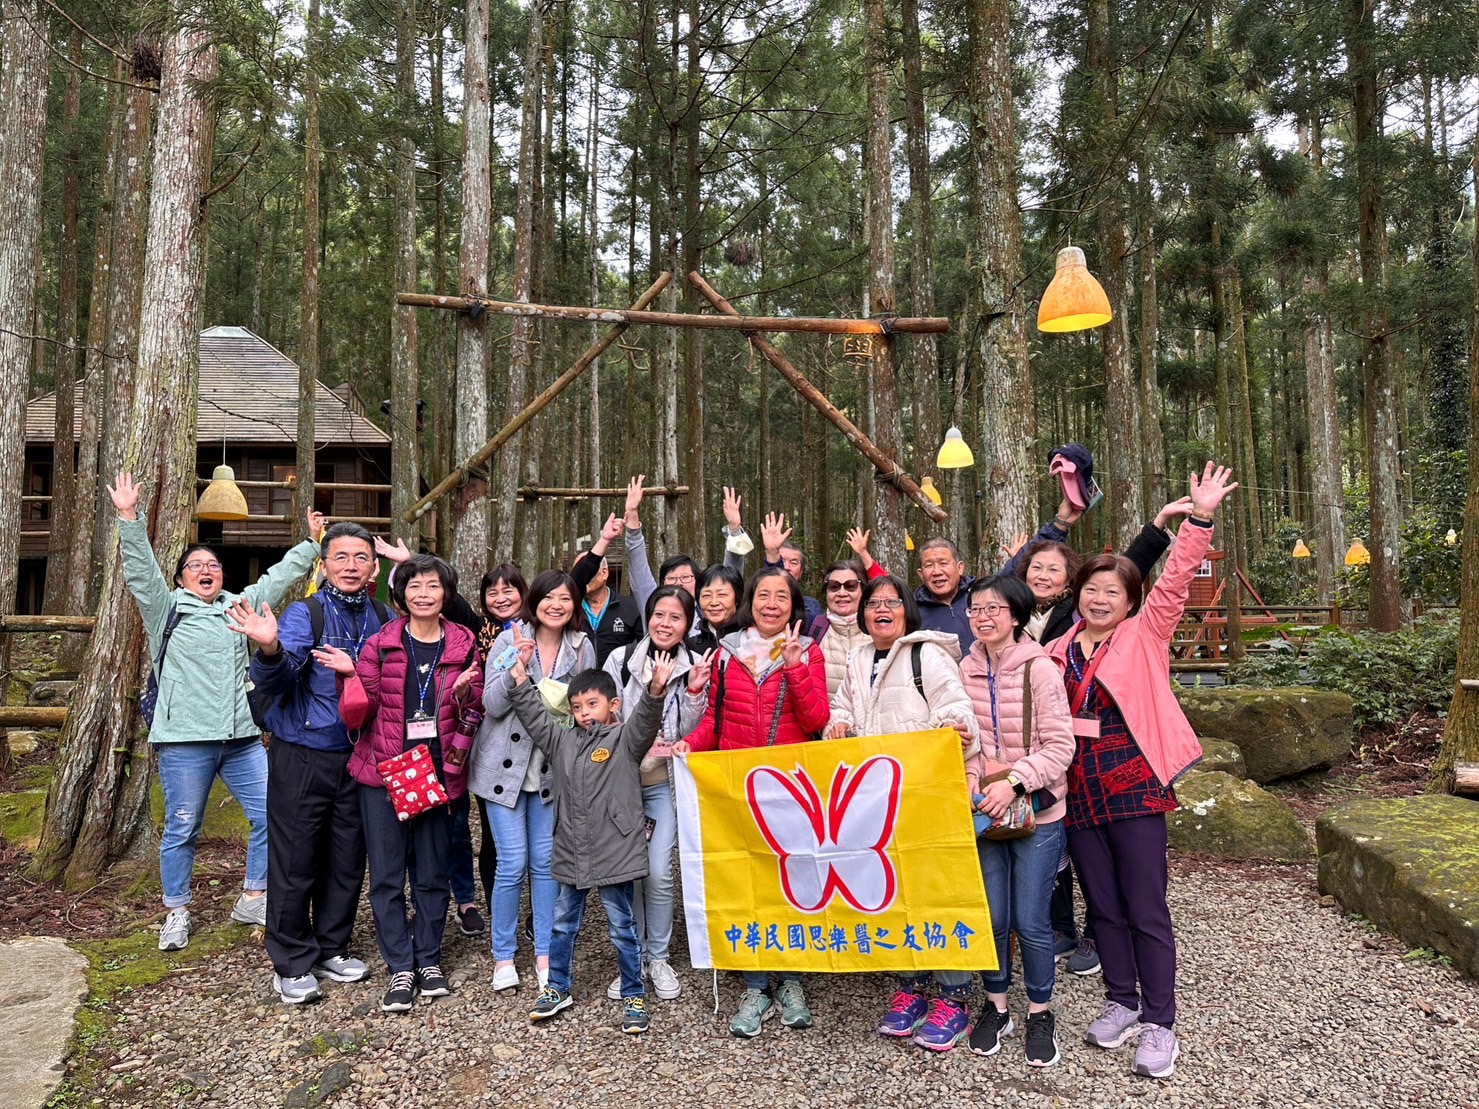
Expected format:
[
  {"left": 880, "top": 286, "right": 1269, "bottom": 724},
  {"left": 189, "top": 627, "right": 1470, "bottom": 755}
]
[
  {"left": 25, "top": 680, "right": 76, "bottom": 707},
  {"left": 0, "top": 936, "right": 89, "bottom": 1108},
  {"left": 1166, "top": 770, "right": 1312, "bottom": 861},
  {"left": 1176, "top": 686, "right": 1352, "bottom": 783},
  {"left": 1196, "top": 737, "right": 1246, "bottom": 778},
  {"left": 1317, "top": 795, "right": 1479, "bottom": 980}
]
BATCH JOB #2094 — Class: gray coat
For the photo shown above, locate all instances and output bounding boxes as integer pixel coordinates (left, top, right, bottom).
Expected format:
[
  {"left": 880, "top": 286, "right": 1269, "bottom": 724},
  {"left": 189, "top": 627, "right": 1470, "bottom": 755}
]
[
  {"left": 509, "top": 676, "right": 663, "bottom": 889},
  {"left": 467, "top": 623, "right": 594, "bottom": 806}
]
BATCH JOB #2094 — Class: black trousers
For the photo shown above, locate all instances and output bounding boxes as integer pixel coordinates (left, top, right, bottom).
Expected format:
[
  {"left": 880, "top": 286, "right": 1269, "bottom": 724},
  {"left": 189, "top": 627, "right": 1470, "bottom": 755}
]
[
  {"left": 361, "top": 785, "right": 452, "bottom": 973},
  {"left": 265, "top": 741, "right": 366, "bottom": 977},
  {"left": 1050, "top": 858, "right": 1096, "bottom": 942}
]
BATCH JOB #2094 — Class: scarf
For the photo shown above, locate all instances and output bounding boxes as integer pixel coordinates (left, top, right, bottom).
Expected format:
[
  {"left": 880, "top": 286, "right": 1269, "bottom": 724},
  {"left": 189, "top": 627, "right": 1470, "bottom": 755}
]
[
  {"left": 319, "top": 582, "right": 370, "bottom": 608},
  {"left": 1034, "top": 589, "right": 1071, "bottom": 616}
]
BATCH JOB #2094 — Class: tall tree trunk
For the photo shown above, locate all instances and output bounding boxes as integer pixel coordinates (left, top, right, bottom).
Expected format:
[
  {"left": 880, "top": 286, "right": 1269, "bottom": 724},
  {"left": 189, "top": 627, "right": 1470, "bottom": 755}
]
[
  {"left": 679, "top": 0, "right": 706, "bottom": 560},
  {"left": 295, "top": 0, "right": 323, "bottom": 543},
  {"left": 1346, "top": 0, "right": 1402, "bottom": 631},
  {"left": 431, "top": 19, "right": 454, "bottom": 555},
  {"left": 967, "top": 0, "right": 1035, "bottom": 555},
  {"left": 0, "top": 0, "right": 50, "bottom": 766},
  {"left": 586, "top": 50, "right": 603, "bottom": 538},
  {"left": 497, "top": 0, "right": 543, "bottom": 556},
  {"left": 1211, "top": 258, "right": 1245, "bottom": 660},
  {"left": 1226, "top": 264, "right": 1263, "bottom": 553},
  {"left": 864, "top": 0, "right": 907, "bottom": 574},
  {"left": 900, "top": 0, "right": 941, "bottom": 500},
  {"left": 390, "top": 0, "right": 420, "bottom": 544},
  {"left": 451, "top": 0, "right": 492, "bottom": 586},
  {"left": 1136, "top": 158, "right": 1167, "bottom": 516},
  {"left": 44, "top": 30, "right": 85, "bottom": 614},
  {"left": 1089, "top": 0, "right": 1143, "bottom": 549},
  {"left": 1431, "top": 19, "right": 1479, "bottom": 791},
  {"left": 34, "top": 28, "right": 218, "bottom": 885}
]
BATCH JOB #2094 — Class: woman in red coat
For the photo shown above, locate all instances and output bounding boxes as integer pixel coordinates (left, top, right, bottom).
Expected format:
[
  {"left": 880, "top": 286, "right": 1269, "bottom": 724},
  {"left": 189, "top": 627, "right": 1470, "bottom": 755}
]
[{"left": 673, "top": 565, "right": 829, "bottom": 1036}]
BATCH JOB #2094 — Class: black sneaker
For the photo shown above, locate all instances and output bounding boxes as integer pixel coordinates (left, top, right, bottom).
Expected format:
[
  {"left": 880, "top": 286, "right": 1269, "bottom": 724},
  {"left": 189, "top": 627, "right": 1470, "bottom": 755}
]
[
  {"left": 621, "top": 996, "right": 650, "bottom": 1034},
  {"left": 523, "top": 912, "right": 535, "bottom": 942},
  {"left": 1025, "top": 1009, "right": 1061, "bottom": 1067},
  {"left": 968, "top": 1006, "right": 1014, "bottom": 1056},
  {"left": 457, "top": 904, "right": 486, "bottom": 936},
  {"left": 380, "top": 971, "right": 416, "bottom": 1013},
  {"left": 417, "top": 965, "right": 451, "bottom": 998},
  {"left": 529, "top": 986, "right": 573, "bottom": 1022}
]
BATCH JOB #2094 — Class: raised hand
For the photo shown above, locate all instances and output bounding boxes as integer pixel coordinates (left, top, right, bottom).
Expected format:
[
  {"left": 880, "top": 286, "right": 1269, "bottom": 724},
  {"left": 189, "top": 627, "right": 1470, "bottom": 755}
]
[
  {"left": 780, "top": 620, "right": 804, "bottom": 668},
  {"left": 310, "top": 644, "right": 356, "bottom": 675},
  {"left": 1153, "top": 495, "right": 1195, "bottom": 530},
  {"left": 306, "top": 509, "right": 326, "bottom": 540},
  {"left": 649, "top": 650, "right": 676, "bottom": 694},
  {"left": 1054, "top": 497, "right": 1084, "bottom": 529},
  {"left": 600, "top": 512, "right": 624, "bottom": 545},
  {"left": 1189, "top": 462, "right": 1239, "bottom": 517},
  {"left": 107, "top": 472, "right": 142, "bottom": 521},
  {"left": 845, "top": 527, "right": 875, "bottom": 569},
  {"left": 1000, "top": 531, "right": 1030, "bottom": 562},
  {"left": 722, "top": 486, "right": 744, "bottom": 530},
  {"left": 375, "top": 535, "right": 411, "bottom": 564},
  {"left": 624, "top": 475, "right": 646, "bottom": 527},
  {"left": 452, "top": 661, "right": 479, "bottom": 699},
  {"left": 509, "top": 655, "right": 528, "bottom": 685},
  {"left": 226, "top": 598, "right": 278, "bottom": 649},
  {"left": 686, "top": 649, "right": 716, "bottom": 694},
  {"left": 511, "top": 624, "right": 536, "bottom": 667},
  {"left": 761, "top": 511, "right": 792, "bottom": 558}
]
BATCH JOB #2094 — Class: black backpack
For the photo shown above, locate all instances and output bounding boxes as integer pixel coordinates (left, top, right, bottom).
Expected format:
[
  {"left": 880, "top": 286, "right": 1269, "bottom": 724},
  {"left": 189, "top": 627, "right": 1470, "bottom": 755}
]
[
  {"left": 139, "top": 608, "right": 185, "bottom": 727},
  {"left": 247, "top": 593, "right": 389, "bottom": 729}
]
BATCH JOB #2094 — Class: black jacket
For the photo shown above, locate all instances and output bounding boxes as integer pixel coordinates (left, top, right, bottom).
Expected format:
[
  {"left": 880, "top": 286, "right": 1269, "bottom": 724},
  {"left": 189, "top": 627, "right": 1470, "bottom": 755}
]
[
  {"left": 1038, "top": 521, "right": 1173, "bottom": 645},
  {"left": 572, "top": 552, "right": 642, "bottom": 666}
]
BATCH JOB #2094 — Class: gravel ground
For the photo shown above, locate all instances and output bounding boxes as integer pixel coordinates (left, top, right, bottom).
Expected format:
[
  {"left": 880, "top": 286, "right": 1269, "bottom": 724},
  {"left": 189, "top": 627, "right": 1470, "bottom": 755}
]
[{"left": 80, "top": 856, "right": 1479, "bottom": 1109}]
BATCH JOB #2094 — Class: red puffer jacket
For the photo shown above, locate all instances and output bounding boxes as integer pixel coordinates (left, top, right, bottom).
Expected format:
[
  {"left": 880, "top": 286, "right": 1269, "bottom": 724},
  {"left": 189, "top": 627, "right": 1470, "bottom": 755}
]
[
  {"left": 683, "top": 630, "right": 829, "bottom": 751},
  {"left": 341, "top": 616, "right": 483, "bottom": 798}
]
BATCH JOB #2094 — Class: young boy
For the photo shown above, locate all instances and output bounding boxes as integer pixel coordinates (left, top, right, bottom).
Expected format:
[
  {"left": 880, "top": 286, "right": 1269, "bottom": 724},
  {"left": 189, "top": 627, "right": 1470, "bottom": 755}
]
[{"left": 507, "top": 630, "right": 673, "bottom": 1034}]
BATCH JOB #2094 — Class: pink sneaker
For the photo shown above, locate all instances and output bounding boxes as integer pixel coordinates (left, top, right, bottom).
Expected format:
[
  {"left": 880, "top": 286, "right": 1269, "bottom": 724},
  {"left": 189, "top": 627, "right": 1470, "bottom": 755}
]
[
  {"left": 1132, "top": 1023, "right": 1179, "bottom": 1078},
  {"left": 1084, "top": 1000, "right": 1142, "bottom": 1049}
]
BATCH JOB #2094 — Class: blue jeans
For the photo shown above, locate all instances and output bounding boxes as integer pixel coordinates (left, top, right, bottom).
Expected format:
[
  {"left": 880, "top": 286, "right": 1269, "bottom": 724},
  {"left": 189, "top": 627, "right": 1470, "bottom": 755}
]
[
  {"left": 978, "top": 818, "right": 1066, "bottom": 1005},
  {"left": 898, "top": 970, "right": 973, "bottom": 998},
  {"left": 549, "top": 881, "right": 643, "bottom": 998},
  {"left": 484, "top": 789, "right": 557, "bottom": 960},
  {"left": 157, "top": 738, "right": 268, "bottom": 908},
  {"left": 634, "top": 780, "right": 677, "bottom": 962}
]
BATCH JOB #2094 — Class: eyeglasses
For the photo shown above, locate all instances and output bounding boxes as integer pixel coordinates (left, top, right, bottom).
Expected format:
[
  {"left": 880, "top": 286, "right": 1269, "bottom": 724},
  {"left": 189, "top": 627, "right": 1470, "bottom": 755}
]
[
  {"left": 863, "top": 598, "right": 904, "bottom": 611},
  {"left": 967, "top": 603, "right": 1007, "bottom": 617},
  {"left": 825, "top": 579, "right": 861, "bottom": 593},
  {"left": 184, "top": 560, "right": 223, "bottom": 573},
  {"left": 328, "top": 552, "right": 374, "bottom": 566}
]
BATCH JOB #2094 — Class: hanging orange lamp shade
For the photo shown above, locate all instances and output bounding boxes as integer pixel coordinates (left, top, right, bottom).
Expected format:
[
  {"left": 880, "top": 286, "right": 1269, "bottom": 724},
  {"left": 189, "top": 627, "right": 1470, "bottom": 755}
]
[
  {"left": 1344, "top": 538, "right": 1371, "bottom": 566},
  {"left": 905, "top": 532, "right": 915, "bottom": 552},
  {"left": 919, "top": 475, "right": 943, "bottom": 506},
  {"left": 1037, "top": 246, "right": 1113, "bottom": 333},
  {"left": 1291, "top": 539, "right": 1311, "bottom": 559},
  {"left": 197, "top": 464, "right": 249, "bottom": 522}
]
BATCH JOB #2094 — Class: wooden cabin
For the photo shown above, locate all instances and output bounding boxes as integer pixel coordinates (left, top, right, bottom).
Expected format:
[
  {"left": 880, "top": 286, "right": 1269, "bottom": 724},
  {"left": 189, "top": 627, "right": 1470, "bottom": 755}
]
[{"left": 19, "top": 326, "right": 392, "bottom": 613}]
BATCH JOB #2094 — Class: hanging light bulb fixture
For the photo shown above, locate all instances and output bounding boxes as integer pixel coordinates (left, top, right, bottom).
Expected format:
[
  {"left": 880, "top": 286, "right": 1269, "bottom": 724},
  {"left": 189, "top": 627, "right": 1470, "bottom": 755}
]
[
  {"left": 1446, "top": 528, "right": 1459, "bottom": 547},
  {"left": 842, "top": 334, "right": 873, "bottom": 363},
  {"left": 1037, "top": 246, "right": 1113, "bottom": 333},
  {"left": 905, "top": 531, "right": 915, "bottom": 552},
  {"left": 1291, "top": 539, "right": 1311, "bottom": 559},
  {"left": 919, "top": 475, "right": 943, "bottom": 506},
  {"left": 1344, "top": 538, "right": 1371, "bottom": 566},
  {"left": 197, "top": 435, "right": 248, "bottom": 522},
  {"left": 936, "top": 426, "right": 975, "bottom": 469}
]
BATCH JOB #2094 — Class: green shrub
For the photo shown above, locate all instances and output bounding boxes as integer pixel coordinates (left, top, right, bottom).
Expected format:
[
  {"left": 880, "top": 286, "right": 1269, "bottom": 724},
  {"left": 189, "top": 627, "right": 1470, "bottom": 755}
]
[{"left": 1226, "top": 650, "right": 1303, "bottom": 688}]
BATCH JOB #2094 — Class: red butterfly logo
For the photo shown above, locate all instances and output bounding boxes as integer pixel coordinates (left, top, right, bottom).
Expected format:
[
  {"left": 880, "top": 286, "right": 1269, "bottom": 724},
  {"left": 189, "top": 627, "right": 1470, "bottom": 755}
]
[{"left": 745, "top": 755, "right": 903, "bottom": 914}]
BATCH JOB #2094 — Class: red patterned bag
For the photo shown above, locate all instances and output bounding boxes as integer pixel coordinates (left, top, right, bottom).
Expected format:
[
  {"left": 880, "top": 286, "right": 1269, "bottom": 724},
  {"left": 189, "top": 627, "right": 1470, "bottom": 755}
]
[{"left": 376, "top": 744, "right": 449, "bottom": 822}]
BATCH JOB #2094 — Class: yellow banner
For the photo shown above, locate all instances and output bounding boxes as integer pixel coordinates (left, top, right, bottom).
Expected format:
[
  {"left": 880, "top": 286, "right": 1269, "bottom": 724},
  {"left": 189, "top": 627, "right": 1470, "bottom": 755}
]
[{"left": 674, "top": 730, "right": 996, "bottom": 973}]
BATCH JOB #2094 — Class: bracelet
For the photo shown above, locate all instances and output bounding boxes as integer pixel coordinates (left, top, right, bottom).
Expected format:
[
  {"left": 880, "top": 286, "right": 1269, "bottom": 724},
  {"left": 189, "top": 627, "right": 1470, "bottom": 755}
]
[
  {"left": 1052, "top": 516, "right": 1072, "bottom": 531},
  {"left": 1190, "top": 509, "right": 1215, "bottom": 522}
]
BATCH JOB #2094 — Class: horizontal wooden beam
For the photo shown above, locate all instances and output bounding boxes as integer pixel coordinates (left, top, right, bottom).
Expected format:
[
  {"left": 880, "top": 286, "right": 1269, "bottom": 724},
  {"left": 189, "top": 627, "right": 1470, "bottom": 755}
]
[
  {"left": 396, "top": 290, "right": 950, "bottom": 336},
  {"left": 1461, "top": 679, "right": 1479, "bottom": 692},
  {"left": 1455, "top": 762, "right": 1479, "bottom": 796},
  {"left": 0, "top": 706, "right": 68, "bottom": 727},
  {"left": 0, "top": 615, "right": 97, "bottom": 633},
  {"left": 517, "top": 485, "right": 688, "bottom": 499},
  {"left": 196, "top": 479, "right": 392, "bottom": 493},
  {"left": 226, "top": 515, "right": 393, "bottom": 526}
]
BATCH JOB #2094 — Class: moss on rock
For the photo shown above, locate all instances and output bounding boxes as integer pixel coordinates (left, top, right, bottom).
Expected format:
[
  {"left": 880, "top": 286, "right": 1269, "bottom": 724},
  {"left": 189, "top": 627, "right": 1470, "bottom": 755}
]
[
  {"left": 1196, "top": 737, "right": 1247, "bottom": 778},
  {"left": 1177, "top": 686, "right": 1352, "bottom": 783},
  {"left": 1167, "top": 770, "right": 1312, "bottom": 861}
]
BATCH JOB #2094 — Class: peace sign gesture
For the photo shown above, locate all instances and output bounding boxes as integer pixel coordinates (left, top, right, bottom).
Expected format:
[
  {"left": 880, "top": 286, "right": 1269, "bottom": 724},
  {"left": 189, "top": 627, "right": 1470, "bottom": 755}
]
[
  {"left": 686, "top": 649, "right": 716, "bottom": 695},
  {"left": 510, "top": 623, "right": 536, "bottom": 667},
  {"left": 779, "top": 620, "right": 804, "bottom": 669}
]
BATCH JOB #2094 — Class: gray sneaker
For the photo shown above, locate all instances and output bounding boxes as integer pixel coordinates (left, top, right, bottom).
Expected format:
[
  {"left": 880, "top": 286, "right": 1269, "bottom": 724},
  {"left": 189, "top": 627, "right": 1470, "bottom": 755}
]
[
  {"left": 273, "top": 973, "right": 323, "bottom": 1005},
  {"left": 158, "top": 907, "right": 191, "bottom": 952},
  {"left": 774, "top": 980, "right": 812, "bottom": 1029},
  {"left": 729, "top": 988, "right": 774, "bottom": 1037},
  {"left": 1133, "top": 1023, "right": 1179, "bottom": 1077},
  {"left": 312, "top": 955, "right": 371, "bottom": 983},
  {"left": 1084, "top": 1000, "right": 1142, "bottom": 1049},
  {"left": 1068, "top": 936, "right": 1101, "bottom": 976},
  {"left": 230, "top": 892, "right": 267, "bottom": 927}
]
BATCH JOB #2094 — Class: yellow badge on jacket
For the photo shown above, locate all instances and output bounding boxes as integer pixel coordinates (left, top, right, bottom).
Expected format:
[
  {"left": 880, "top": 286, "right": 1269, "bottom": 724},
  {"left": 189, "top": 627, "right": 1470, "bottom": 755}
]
[{"left": 591, "top": 748, "right": 611, "bottom": 763}]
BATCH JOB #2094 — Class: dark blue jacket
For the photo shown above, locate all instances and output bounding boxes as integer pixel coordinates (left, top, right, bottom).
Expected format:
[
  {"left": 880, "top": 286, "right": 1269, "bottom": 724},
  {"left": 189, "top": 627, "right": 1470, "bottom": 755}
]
[
  {"left": 914, "top": 577, "right": 975, "bottom": 653},
  {"left": 250, "top": 594, "right": 386, "bottom": 752}
]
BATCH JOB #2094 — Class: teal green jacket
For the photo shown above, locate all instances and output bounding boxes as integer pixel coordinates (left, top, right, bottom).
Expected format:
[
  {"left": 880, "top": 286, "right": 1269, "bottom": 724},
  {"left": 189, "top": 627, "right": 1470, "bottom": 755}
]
[{"left": 119, "top": 518, "right": 320, "bottom": 744}]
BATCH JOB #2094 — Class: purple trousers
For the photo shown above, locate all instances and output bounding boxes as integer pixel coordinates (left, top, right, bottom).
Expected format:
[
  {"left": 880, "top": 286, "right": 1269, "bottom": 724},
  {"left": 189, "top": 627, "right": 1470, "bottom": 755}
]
[{"left": 1066, "top": 813, "right": 1177, "bottom": 1027}]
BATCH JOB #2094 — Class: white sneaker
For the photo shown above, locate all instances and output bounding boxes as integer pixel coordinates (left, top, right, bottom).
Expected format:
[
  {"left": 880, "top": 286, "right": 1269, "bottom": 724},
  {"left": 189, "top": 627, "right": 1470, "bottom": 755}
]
[
  {"left": 607, "top": 963, "right": 647, "bottom": 999},
  {"left": 492, "top": 964, "right": 520, "bottom": 991},
  {"left": 158, "top": 907, "right": 191, "bottom": 951},
  {"left": 312, "top": 955, "right": 371, "bottom": 983},
  {"left": 536, "top": 964, "right": 549, "bottom": 990},
  {"left": 273, "top": 972, "right": 323, "bottom": 1005},
  {"left": 230, "top": 892, "right": 267, "bottom": 927},
  {"left": 648, "top": 958, "right": 682, "bottom": 1000}
]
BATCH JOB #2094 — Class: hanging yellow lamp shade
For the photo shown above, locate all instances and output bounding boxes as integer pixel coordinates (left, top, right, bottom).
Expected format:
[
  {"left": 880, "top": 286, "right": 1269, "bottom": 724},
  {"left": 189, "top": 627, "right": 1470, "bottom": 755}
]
[
  {"left": 1291, "top": 539, "right": 1311, "bottom": 559},
  {"left": 1344, "top": 538, "right": 1371, "bottom": 566},
  {"left": 919, "top": 475, "right": 943, "bottom": 506},
  {"left": 1037, "top": 246, "right": 1113, "bottom": 333},
  {"left": 936, "top": 426, "right": 975, "bottom": 469},
  {"left": 905, "top": 532, "right": 915, "bottom": 552},
  {"left": 197, "top": 464, "right": 249, "bottom": 522},
  {"left": 1446, "top": 528, "right": 1459, "bottom": 546}
]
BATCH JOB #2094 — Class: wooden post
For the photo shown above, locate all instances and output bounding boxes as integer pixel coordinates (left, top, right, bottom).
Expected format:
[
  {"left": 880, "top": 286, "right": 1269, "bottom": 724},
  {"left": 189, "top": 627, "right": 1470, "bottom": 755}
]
[
  {"left": 401, "top": 273, "right": 673, "bottom": 524},
  {"left": 687, "top": 271, "right": 948, "bottom": 524},
  {"left": 1453, "top": 762, "right": 1479, "bottom": 796},
  {"left": 0, "top": 706, "right": 69, "bottom": 728},
  {"left": 395, "top": 290, "right": 951, "bottom": 336},
  {"left": 0, "top": 615, "right": 97, "bottom": 633}
]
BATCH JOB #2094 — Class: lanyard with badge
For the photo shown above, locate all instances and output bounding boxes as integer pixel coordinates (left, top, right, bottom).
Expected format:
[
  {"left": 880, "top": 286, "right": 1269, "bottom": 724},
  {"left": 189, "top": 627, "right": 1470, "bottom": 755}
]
[
  {"left": 1067, "top": 634, "right": 1110, "bottom": 738},
  {"left": 406, "top": 629, "right": 444, "bottom": 744}
]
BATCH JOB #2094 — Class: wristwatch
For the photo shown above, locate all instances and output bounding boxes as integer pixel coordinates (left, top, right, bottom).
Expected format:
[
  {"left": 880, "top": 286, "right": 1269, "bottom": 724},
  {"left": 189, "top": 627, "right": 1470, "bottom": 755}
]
[{"left": 1006, "top": 772, "right": 1026, "bottom": 797}]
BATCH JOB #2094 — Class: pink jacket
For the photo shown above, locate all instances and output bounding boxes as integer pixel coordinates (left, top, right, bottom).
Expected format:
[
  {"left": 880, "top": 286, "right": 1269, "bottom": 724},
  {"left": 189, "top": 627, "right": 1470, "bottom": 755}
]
[
  {"left": 340, "top": 616, "right": 483, "bottom": 798},
  {"left": 961, "top": 638, "right": 1076, "bottom": 824},
  {"left": 1044, "top": 521, "right": 1212, "bottom": 787}
]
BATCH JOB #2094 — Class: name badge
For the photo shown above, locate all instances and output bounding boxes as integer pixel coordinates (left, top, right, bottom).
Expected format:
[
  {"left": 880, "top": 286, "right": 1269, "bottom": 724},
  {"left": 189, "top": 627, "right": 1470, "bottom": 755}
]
[
  {"left": 648, "top": 740, "right": 674, "bottom": 759},
  {"left": 1072, "top": 714, "right": 1101, "bottom": 739},
  {"left": 407, "top": 713, "right": 437, "bottom": 742}
]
